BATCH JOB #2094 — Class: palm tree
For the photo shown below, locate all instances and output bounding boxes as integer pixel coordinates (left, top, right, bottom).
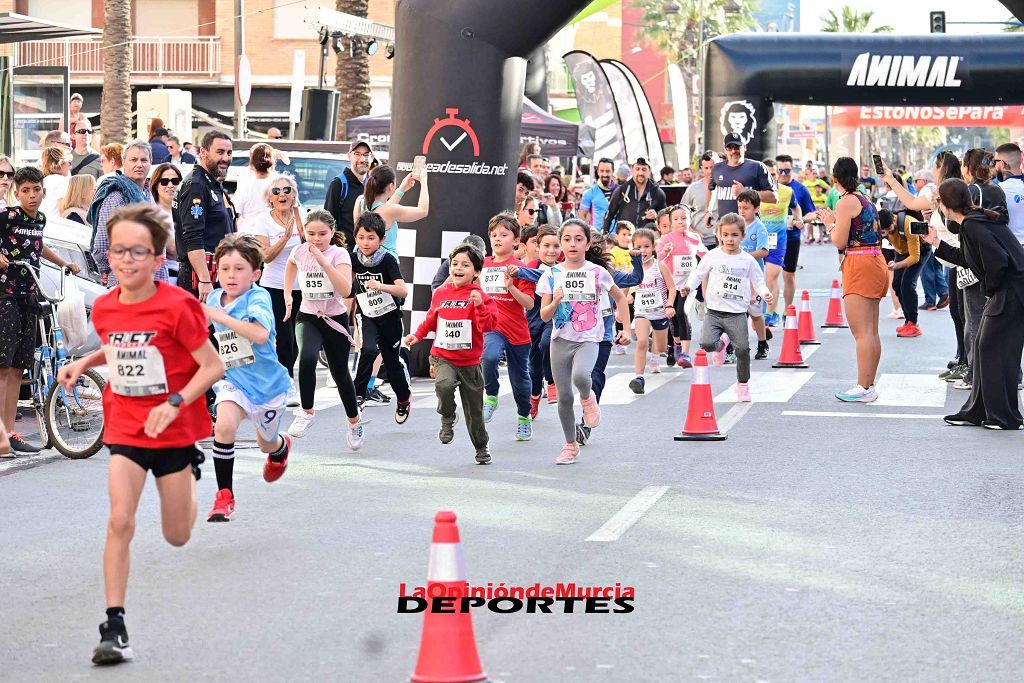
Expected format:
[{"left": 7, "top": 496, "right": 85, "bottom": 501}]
[
  {"left": 820, "top": 7, "right": 894, "bottom": 33},
  {"left": 100, "top": 0, "right": 133, "bottom": 144},
  {"left": 334, "top": 0, "right": 372, "bottom": 139},
  {"left": 634, "top": 0, "right": 759, "bottom": 160},
  {"left": 1003, "top": 15, "right": 1024, "bottom": 32}
]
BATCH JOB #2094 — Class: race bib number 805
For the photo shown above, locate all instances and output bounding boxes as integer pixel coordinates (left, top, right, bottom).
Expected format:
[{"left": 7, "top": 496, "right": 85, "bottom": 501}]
[{"left": 561, "top": 269, "right": 596, "bottom": 302}]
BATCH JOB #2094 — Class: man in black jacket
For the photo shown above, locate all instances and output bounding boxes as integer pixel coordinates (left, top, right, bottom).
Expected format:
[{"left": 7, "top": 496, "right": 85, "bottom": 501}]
[
  {"left": 324, "top": 141, "right": 373, "bottom": 250},
  {"left": 601, "top": 157, "right": 666, "bottom": 233}
]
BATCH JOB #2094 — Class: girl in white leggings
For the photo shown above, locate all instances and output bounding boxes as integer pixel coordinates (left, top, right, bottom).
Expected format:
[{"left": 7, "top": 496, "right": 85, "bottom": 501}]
[{"left": 536, "top": 219, "right": 631, "bottom": 465}]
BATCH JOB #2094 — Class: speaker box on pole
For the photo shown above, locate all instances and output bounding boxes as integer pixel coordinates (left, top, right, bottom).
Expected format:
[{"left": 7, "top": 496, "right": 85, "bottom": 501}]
[{"left": 298, "top": 88, "right": 339, "bottom": 141}]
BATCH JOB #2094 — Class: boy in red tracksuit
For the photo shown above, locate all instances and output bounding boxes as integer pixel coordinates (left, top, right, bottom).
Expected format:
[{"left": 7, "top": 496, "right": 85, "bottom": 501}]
[{"left": 405, "top": 243, "right": 498, "bottom": 464}]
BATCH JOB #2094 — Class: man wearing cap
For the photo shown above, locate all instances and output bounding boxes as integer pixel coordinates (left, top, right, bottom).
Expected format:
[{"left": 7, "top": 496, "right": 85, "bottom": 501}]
[
  {"left": 601, "top": 157, "right": 667, "bottom": 232},
  {"left": 325, "top": 140, "right": 373, "bottom": 251},
  {"left": 68, "top": 93, "right": 83, "bottom": 132},
  {"left": 70, "top": 119, "right": 103, "bottom": 179},
  {"left": 705, "top": 134, "right": 777, "bottom": 224}
]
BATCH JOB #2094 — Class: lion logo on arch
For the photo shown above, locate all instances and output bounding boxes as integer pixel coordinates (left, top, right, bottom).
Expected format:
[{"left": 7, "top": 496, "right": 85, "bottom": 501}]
[{"left": 719, "top": 100, "right": 757, "bottom": 145}]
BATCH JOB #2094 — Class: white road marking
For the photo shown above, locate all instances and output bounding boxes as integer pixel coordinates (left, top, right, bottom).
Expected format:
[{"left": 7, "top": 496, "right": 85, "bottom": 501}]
[
  {"left": 782, "top": 410, "right": 942, "bottom": 419},
  {"left": 716, "top": 371, "right": 814, "bottom": 403},
  {"left": 413, "top": 374, "right": 512, "bottom": 409},
  {"left": 585, "top": 486, "right": 670, "bottom": 542},
  {"left": 800, "top": 344, "right": 821, "bottom": 361},
  {"left": 822, "top": 327, "right": 839, "bottom": 335},
  {"left": 873, "top": 373, "right": 948, "bottom": 407},
  {"left": 717, "top": 402, "right": 753, "bottom": 433},
  {"left": 600, "top": 371, "right": 679, "bottom": 405}
]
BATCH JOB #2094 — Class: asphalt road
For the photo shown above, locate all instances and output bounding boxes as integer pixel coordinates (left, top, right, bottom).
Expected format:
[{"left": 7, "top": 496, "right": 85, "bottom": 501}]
[{"left": 2, "top": 243, "right": 1022, "bottom": 682}]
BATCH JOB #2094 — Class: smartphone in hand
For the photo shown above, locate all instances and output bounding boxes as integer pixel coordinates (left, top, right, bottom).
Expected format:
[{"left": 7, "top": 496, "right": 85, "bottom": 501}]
[
  {"left": 908, "top": 220, "right": 929, "bottom": 236},
  {"left": 413, "top": 155, "right": 427, "bottom": 177},
  {"left": 872, "top": 154, "right": 884, "bottom": 175}
]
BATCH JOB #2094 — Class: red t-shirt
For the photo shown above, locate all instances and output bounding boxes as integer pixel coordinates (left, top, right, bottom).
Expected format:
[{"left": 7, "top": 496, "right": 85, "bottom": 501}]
[
  {"left": 480, "top": 256, "right": 535, "bottom": 346},
  {"left": 93, "top": 282, "right": 213, "bottom": 448},
  {"left": 415, "top": 282, "right": 498, "bottom": 366}
]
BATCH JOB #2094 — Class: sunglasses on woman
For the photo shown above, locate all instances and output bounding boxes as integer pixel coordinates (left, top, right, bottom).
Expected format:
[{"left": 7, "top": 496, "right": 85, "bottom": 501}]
[
  {"left": 157, "top": 177, "right": 181, "bottom": 187},
  {"left": 523, "top": 208, "right": 538, "bottom": 216},
  {"left": 0, "top": 170, "right": 13, "bottom": 180},
  {"left": 272, "top": 187, "right": 293, "bottom": 195}
]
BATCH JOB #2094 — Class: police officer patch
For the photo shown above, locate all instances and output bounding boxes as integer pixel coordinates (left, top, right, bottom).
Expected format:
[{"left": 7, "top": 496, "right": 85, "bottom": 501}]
[{"left": 190, "top": 197, "right": 203, "bottom": 220}]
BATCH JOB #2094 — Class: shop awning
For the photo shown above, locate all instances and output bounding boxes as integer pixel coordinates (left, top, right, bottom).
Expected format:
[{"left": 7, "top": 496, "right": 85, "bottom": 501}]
[{"left": 0, "top": 13, "right": 100, "bottom": 44}]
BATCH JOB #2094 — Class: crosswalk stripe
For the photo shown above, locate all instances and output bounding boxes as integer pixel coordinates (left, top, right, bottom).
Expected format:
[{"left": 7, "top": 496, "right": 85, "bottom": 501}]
[
  {"left": 782, "top": 410, "right": 941, "bottom": 419},
  {"left": 600, "top": 371, "right": 680, "bottom": 405},
  {"left": 873, "top": 373, "right": 948, "bottom": 407},
  {"left": 715, "top": 371, "right": 815, "bottom": 403},
  {"left": 413, "top": 374, "right": 513, "bottom": 409}
]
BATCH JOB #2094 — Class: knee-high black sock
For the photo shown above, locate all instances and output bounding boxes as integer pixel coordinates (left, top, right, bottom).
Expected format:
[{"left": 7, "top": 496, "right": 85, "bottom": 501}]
[
  {"left": 268, "top": 435, "right": 288, "bottom": 463},
  {"left": 212, "top": 440, "right": 235, "bottom": 492}
]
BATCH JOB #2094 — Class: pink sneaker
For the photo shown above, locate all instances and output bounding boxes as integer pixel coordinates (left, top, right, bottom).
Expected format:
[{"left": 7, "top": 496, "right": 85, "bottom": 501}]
[
  {"left": 555, "top": 442, "right": 580, "bottom": 465},
  {"left": 712, "top": 333, "right": 731, "bottom": 367},
  {"left": 735, "top": 382, "right": 751, "bottom": 402},
  {"left": 580, "top": 394, "right": 601, "bottom": 428}
]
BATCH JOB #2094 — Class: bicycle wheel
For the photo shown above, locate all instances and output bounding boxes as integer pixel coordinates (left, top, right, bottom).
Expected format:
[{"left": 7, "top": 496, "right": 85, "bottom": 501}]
[
  {"left": 45, "top": 368, "right": 105, "bottom": 459},
  {"left": 31, "top": 375, "right": 52, "bottom": 451}
]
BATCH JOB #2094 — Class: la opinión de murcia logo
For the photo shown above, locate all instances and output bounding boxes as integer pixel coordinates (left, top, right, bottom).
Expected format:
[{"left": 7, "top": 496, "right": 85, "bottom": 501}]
[
  {"left": 397, "top": 582, "right": 636, "bottom": 614},
  {"left": 422, "top": 108, "right": 480, "bottom": 156},
  {"left": 719, "top": 100, "right": 757, "bottom": 145},
  {"left": 847, "top": 53, "right": 964, "bottom": 88}
]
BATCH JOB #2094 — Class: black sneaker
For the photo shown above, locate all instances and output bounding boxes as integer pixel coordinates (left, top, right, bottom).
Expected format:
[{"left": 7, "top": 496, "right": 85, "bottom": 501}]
[
  {"left": 365, "top": 388, "right": 392, "bottom": 407},
  {"left": 755, "top": 341, "right": 769, "bottom": 360},
  {"left": 92, "top": 620, "right": 134, "bottom": 665},
  {"left": 944, "top": 414, "right": 980, "bottom": 427},
  {"left": 666, "top": 348, "right": 676, "bottom": 367},
  {"left": 438, "top": 414, "right": 458, "bottom": 444},
  {"left": 765, "top": 327, "right": 773, "bottom": 341},
  {"left": 628, "top": 376, "right": 645, "bottom": 395},
  {"left": 576, "top": 422, "right": 591, "bottom": 446},
  {"left": 395, "top": 400, "right": 411, "bottom": 424},
  {"left": 8, "top": 432, "right": 41, "bottom": 453},
  {"left": 474, "top": 446, "right": 492, "bottom": 465}
]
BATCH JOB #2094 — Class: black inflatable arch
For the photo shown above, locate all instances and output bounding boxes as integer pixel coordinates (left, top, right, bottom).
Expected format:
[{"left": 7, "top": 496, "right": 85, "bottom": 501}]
[
  {"left": 389, "top": 0, "right": 589, "bottom": 316},
  {"left": 702, "top": 33, "right": 1024, "bottom": 160}
]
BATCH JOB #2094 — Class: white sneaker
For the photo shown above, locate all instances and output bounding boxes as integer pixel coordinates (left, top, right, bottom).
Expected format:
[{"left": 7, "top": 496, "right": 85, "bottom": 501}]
[
  {"left": 325, "top": 374, "right": 337, "bottom": 388},
  {"left": 288, "top": 411, "right": 315, "bottom": 437},
  {"left": 953, "top": 378, "right": 972, "bottom": 390},
  {"left": 647, "top": 356, "right": 661, "bottom": 374},
  {"left": 286, "top": 384, "right": 299, "bottom": 408},
  {"left": 835, "top": 385, "right": 878, "bottom": 403},
  {"left": 346, "top": 419, "right": 364, "bottom": 451},
  {"left": 886, "top": 309, "right": 904, "bottom": 320}
]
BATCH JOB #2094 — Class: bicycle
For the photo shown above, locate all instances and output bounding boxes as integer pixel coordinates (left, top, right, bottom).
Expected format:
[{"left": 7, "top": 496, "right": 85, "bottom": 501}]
[{"left": 14, "top": 260, "right": 106, "bottom": 459}]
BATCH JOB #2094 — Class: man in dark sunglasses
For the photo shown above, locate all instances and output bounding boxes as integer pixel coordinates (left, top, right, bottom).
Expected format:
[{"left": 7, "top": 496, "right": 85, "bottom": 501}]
[{"left": 70, "top": 122, "right": 102, "bottom": 179}]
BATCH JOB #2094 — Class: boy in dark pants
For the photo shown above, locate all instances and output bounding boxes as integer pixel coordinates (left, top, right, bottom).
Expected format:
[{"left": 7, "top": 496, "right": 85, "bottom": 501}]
[{"left": 0, "top": 166, "right": 80, "bottom": 453}]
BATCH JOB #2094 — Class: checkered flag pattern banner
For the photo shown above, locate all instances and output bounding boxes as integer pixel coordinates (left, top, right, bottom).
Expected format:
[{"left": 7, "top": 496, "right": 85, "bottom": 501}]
[{"left": 398, "top": 227, "right": 472, "bottom": 337}]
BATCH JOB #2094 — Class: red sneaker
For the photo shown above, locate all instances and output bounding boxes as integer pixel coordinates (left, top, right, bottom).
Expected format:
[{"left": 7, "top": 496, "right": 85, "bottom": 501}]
[
  {"left": 263, "top": 434, "right": 290, "bottom": 483},
  {"left": 897, "top": 323, "right": 922, "bottom": 338},
  {"left": 529, "top": 395, "right": 541, "bottom": 420},
  {"left": 207, "top": 488, "right": 235, "bottom": 522},
  {"left": 546, "top": 384, "right": 558, "bottom": 405}
]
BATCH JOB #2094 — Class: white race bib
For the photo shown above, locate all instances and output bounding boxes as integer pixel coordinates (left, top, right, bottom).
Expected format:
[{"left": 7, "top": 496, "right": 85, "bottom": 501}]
[
  {"left": 672, "top": 254, "right": 695, "bottom": 276},
  {"left": 600, "top": 292, "right": 612, "bottom": 318},
  {"left": 104, "top": 344, "right": 169, "bottom": 397},
  {"left": 357, "top": 290, "right": 397, "bottom": 317},
  {"left": 635, "top": 287, "right": 665, "bottom": 314},
  {"left": 709, "top": 270, "right": 748, "bottom": 302},
  {"left": 299, "top": 270, "right": 334, "bottom": 300},
  {"left": 215, "top": 329, "right": 255, "bottom": 369},
  {"left": 767, "top": 232, "right": 779, "bottom": 250},
  {"left": 480, "top": 267, "right": 507, "bottom": 295},
  {"left": 561, "top": 269, "right": 596, "bottom": 302},
  {"left": 956, "top": 266, "right": 979, "bottom": 290},
  {"left": 435, "top": 317, "right": 472, "bottom": 350}
]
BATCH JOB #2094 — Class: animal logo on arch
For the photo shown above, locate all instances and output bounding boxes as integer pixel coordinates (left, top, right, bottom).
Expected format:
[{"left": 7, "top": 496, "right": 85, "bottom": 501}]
[
  {"left": 422, "top": 108, "right": 480, "bottom": 157},
  {"left": 719, "top": 100, "right": 757, "bottom": 145}
]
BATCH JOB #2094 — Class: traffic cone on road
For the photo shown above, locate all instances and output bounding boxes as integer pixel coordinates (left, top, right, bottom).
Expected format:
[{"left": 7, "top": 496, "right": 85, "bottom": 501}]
[
  {"left": 773, "top": 306, "right": 809, "bottom": 368},
  {"left": 797, "top": 291, "right": 821, "bottom": 345},
  {"left": 410, "top": 511, "right": 487, "bottom": 683},
  {"left": 821, "top": 280, "right": 848, "bottom": 328},
  {"left": 674, "top": 350, "right": 727, "bottom": 441}
]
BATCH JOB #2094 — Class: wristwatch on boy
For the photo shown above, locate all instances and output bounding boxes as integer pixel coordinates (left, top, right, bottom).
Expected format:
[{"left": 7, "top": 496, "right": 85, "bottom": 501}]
[{"left": 167, "top": 393, "right": 184, "bottom": 408}]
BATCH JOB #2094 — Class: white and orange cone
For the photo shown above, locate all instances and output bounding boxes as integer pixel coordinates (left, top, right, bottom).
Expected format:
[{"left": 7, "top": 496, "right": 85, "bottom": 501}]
[
  {"left": 773, "top": 305, "right": 809, "bottom": 369},
  {"left": 674, "top": 350, "right": 727, "bottom": 441}
]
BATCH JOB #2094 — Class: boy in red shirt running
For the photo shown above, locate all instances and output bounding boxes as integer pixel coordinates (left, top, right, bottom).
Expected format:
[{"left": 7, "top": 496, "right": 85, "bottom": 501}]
[
  {"left": 59, "top": 204, "right": 225, "bottom": 665},
  {"left": 478, "top": 212, "right": 536, "bottom": 441},
  {"left": 405, "top": 243, "right": 498, "bottom": 464}
]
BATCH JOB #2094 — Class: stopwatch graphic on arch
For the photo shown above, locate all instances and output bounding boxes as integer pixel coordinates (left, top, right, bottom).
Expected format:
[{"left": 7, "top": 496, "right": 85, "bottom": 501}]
[{"left": 422, "top": 108, "right": 481, "bottom": 157}]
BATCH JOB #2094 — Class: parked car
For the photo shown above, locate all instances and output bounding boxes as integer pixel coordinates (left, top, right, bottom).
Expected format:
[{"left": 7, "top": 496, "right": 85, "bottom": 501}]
[{"left": 226, "top": 140, "right": 358, "bottom": 214}]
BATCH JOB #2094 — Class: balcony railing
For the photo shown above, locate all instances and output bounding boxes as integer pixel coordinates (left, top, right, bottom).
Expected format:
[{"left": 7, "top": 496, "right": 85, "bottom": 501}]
[{"left": 18, "top": 36, "right": 221, "bottom": 79}]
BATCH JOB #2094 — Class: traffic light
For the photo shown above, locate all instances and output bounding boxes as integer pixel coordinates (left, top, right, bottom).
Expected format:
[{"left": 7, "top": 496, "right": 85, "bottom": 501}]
[{"left": 930, "top": 11, "right": 946, "bottom": 33}]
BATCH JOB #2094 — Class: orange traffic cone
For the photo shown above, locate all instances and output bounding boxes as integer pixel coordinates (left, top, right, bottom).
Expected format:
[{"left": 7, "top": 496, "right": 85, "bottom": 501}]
[
  {"left": 674, "top": 350, "right": 727, "bottom": 441},
  {"left": 821, "top": 279, "right": 848, "bottom": 328},
  {"left": 410, "top": 511, "right": 487, "bottom": 683},
  {"left": 773, "top": 306, "right": 809, "bottom": 368},
  {"left": 797, "top": 291, "right": 820, "bottom": 345}
]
